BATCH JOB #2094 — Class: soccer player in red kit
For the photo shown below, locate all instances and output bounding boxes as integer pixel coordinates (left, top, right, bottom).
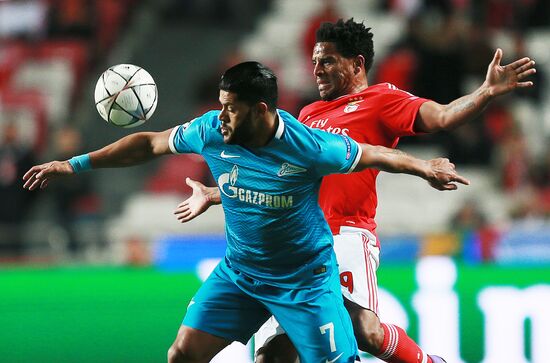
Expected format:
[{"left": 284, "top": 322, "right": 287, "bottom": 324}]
[{"left": 174, "top": 18, "right": 536, "bottom": 363}]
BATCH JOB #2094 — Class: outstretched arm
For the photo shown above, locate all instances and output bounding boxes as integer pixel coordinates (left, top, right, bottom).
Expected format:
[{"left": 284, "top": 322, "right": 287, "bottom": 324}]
[
  {"left": 415, "top": 48, "right": 536, "bottom": 133},
  {"left": 174, "top": 143, "right": 470, "bottom": 225},
  {"left": 355, "top": 144, "right": 469, "bottom": 191},
  {"left": 23, "top": 128, "right": 173, "bottom": 190}
]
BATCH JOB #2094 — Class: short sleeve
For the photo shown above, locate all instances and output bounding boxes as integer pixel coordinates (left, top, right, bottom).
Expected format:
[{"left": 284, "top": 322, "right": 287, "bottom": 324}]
[
  {"left": 311, "top": 129, "right": 362, "bottom": 177},
  {"left": 378, "top": 83, "right": 430, "bottom": 137},
  {"left": 168, "top": 112, "right": 215, "bottom": 154}
]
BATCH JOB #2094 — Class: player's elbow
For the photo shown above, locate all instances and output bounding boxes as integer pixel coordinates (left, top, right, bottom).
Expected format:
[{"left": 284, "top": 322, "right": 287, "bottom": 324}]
[
  {"left": 149, "top": 130, "right": 173, "bottom": 156},
  {"left": 418, "top": 113, "right": 449, "bottom": 133},
  {"left": 416, "top": 102, "right": 450, "bottom": 133}
]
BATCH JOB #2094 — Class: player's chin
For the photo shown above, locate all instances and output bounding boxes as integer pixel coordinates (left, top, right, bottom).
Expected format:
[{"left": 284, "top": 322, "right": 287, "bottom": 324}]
[
  {"left": 222, "top": 134, "right": 235, "bottom": 144},
  {"left": 318, "top": 87, "right": 334, "bottom": 101}
]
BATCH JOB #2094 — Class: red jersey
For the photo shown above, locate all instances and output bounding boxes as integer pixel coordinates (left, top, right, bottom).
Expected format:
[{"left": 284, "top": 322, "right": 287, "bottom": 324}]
[{"left": 299, "top": 83, "right": 430, "bottom": 244}]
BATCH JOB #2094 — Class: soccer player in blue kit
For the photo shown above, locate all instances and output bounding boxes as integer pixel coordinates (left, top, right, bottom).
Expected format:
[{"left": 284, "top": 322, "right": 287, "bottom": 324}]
[{"left": 23, "top": 62, "right": 468, "bottom": 363}]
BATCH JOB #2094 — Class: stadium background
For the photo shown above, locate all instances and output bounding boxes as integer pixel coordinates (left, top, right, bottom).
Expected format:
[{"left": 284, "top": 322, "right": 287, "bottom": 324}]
[{"left": 1, "top": 0, "right": 550, "bottom": 362}]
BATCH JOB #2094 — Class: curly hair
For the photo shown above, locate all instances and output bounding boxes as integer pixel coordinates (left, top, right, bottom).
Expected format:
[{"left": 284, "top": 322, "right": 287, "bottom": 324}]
[{"left": 316, "top": 18, "right": 375, "bottom": 72}]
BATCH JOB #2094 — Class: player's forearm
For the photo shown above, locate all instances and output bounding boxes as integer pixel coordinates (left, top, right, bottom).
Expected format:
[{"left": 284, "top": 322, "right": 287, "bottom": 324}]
[
  {"left": 88, "top": 132, "right": 164, "bottom": 169},
  {"left": 438, "top": 84, "right": 494, "bottom": 130},
  {"left": 357, "top": 144, "right": 432, "bottom": 179},
  {"left": 417, "top": 84, "right": 494, "bottom": 132}
]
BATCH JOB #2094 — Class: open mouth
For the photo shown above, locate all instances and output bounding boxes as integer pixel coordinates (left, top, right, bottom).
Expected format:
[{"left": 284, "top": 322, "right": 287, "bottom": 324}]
[{"left": 317, "top": 80, "right": 330, "bottom": 89}]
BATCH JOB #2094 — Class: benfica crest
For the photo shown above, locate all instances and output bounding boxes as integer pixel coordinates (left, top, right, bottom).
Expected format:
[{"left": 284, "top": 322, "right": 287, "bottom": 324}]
[{"left": 344, "top": 100, "right": 363, "bottom": 113}]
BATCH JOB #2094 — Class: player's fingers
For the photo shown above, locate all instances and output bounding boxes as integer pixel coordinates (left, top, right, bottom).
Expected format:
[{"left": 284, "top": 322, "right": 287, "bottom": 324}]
[
  {"left": 40, "top": 179, "right": 49, "bottom": 189},
  {"left": 509, "top": 57, "right": 532, "bottom": 70},
  {"left": 517, "top": 68, "right": 536, "bottom": 80},
  {"left": 490, "top": 48, "right": 502, "bottom": 67},
  {"left": 175, "top": 200, "right": 189, "bottom": 209},
  {"left": 444, "top": 183, "right": 458, "bottom": 191},
  {"left": 186, "top": 177, "right": 201, "bottom": 189},
  {"left": 179, "top": 214, "right": 196, "bottom": 223},
  {"left": 175, "top": 213, "right": 187, "bottom": 222},
  {"left": 429, "top": 181, "right": 444, "bottom": 191},
  {"left": 515, "top": 60, "right": 535, "bottom": 74},
  {"left": 453, "top": 174, "right": 470, "bottom": 185},
  {"left": 174, "top": 205, "right": 190, "bottom": 214},
  {"left": 516, "top": 81, "right": 535, "bottom": 88},
  {"left": 28, "top": 177, "right": 43, "bottom": 191},
  {"left": 23, "top": 174, "right": 36, "bottom": 189},
  {"left": 176, "top": 210, "right": 193, "bottom": 222},
  {"left": 23, "top": 166, "right": 42, "bottom": 181}
]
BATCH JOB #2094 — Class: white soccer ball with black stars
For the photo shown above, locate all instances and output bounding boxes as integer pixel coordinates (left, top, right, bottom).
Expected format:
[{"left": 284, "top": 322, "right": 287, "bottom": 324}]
[{"left": 94, "top": 64, "right": 158, "bottom": 128}]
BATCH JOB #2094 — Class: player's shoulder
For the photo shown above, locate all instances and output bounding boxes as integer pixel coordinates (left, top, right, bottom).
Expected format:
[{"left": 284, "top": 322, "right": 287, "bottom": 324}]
[
  {"left": 279, "top": 109, "right": 323, "bottom": 145},
  {"left": 279, "top": 109, "right": 315, "bottom": 136},
  {"left": 367, "top": 83, "right": 416, "bottom": 98},
  {"left": 300, "top": 100, "right": 324, "bottom": 112},
  {"left": 281, "top": 109, "right": 346, "bottom": 145},
  {"left": 367, "top": 82, "right": 402, "bottom": 94},
  {"left": 197, "top": 110, "right": 221, "bottom": 125},
  {"left": 179, "top": 110, "right": 220, "bottom": 130},
  {"left": 298, "top": 100, "right": 325, "bottom": 119}
]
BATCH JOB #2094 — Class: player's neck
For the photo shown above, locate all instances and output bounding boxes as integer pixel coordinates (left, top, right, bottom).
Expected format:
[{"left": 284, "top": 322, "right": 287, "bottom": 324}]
[
  {"left": 349, "top": 77, "right": 369, "bottom": 95},
  {"left": 336, "top": 79, "right": 369, "bottom": 100},
  {"left": 244, "top": 112, "right": 278, "bottom": 148}
]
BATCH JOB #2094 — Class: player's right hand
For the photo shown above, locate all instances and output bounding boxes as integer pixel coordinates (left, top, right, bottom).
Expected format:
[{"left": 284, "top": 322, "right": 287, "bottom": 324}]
[
  {"left": 22, "top": 161, "right": 75, "bottom": 190},
  {"left": 173, "top": 178, "right": 218, "bottom": 223},
  {"left": 426, "top": 158, "right": 470, "bottom": 191},
  {"left": 484, "top": 48, "right": 536, "bottom": 97}
]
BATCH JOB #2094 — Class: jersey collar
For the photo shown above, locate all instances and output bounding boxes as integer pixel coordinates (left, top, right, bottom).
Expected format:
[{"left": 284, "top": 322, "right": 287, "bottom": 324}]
[{"left": 274, "top": 110, "right": 285, "bottom": 139}]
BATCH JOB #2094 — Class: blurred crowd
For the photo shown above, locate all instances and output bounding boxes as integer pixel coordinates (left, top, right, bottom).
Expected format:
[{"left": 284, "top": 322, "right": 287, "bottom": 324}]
[
  {"left": 0, "top": 0, "right": 139, "bottom": 259},
  {"left": 1, "top": 0, "right": 549, "bottom": 263},
  {"left": 378, "top": 0, "right": 550, "bottom": 262},
  {"left": 376, "top": 0, "right": 550, "bottom": 223}
]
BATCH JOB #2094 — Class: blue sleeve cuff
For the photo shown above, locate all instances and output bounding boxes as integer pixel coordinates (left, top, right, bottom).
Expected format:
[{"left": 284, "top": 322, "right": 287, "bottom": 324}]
[{"left": 68, "top": 154, "right": 92, "bottom": 173}]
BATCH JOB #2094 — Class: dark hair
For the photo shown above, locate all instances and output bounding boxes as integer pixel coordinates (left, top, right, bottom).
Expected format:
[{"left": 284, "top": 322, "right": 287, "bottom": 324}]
[
  {"left": 219, "top": 61, "right": 278, "bottom": 111},
  {"left": 316, "top": 18, "right": 375, "bottom": 72}
]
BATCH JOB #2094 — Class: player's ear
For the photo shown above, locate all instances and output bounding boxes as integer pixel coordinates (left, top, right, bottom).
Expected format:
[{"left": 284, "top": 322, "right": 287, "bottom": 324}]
[
  {"left": 354, "top": 55, "right": 365, "bottom": 74},
  {"left": 256, "top": 102, "right": 269, "bottom": 115}
]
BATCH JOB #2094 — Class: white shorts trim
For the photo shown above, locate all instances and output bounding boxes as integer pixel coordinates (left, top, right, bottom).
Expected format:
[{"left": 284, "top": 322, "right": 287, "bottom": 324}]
[{"left": 334, "top": 226, "right": 380, "bottom": 314}]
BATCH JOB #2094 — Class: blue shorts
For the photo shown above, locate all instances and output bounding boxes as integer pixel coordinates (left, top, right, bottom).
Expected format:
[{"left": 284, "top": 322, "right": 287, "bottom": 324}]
[{"left": 183, "top": 257, "right": 357, "bottom": 363}]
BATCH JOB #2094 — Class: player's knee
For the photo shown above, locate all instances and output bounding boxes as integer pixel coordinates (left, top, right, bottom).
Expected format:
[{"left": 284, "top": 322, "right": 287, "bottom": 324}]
[
  {"left": 167, "top": 337, "right": 204, "bottom": 363},
  {"left": 255, "top": 347, "right": 269, "bottom": 363},
  {"left": 255, "top": 337, "right": 298, "bottom": 363},
  {"left": 355, "top": 324, "right": 384, "bottom": 354},
  {"left": 255, "top": 346, "right": 286, "bottom": 363}
]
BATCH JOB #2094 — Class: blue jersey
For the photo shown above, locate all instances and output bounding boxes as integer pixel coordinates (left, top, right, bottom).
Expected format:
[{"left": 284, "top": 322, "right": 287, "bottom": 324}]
[{"left": 168, "top": 109, "right": 362, "bottom": 287}]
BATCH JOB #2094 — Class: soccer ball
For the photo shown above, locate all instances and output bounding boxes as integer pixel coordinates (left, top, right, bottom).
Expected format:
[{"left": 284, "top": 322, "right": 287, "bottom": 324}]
[{"left": 94, "top": 64, "right": 158, "bottom": 128}]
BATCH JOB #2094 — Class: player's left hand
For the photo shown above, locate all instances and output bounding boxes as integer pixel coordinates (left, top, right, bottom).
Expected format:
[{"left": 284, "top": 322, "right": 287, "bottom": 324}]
[
  {"left": 426, "top": 158, "right": 470, "bottom": 191},
  {"left": 173, "top": 178, "right": 217, "bottom": 223},
  {"left": 22, "top": 160, "right": 75, "bottom": 190},
  {"left": 484, "top": 48, "right": 536, "bottom": 97}
]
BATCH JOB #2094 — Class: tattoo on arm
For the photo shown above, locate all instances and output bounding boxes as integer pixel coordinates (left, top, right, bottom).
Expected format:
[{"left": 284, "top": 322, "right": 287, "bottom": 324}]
[
  {"left": 390, "top": 148, "right": 407, "bottom": 156},
  {"left": 451, "top": 100, "right": 476, "bottom": 115}
]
